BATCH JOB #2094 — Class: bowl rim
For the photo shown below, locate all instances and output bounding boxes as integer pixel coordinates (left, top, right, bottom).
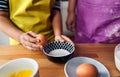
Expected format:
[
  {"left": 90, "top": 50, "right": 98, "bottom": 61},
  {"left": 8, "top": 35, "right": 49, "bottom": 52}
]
[
  {"left": 43, "top": 41, "right": 75, "bottom": 57},
  {"left": 0, "top": 58, "right": 39, "bottom": 76}
]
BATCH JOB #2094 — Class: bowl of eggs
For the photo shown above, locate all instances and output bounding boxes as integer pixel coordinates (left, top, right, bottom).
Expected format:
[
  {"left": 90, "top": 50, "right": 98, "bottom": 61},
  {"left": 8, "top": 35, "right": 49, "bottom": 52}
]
[
  {"left": 64, "top": 57, "right": 110, "bottom": 77},
  {"left": 43, "top": 41, "right": 75, "bottom": 63},
  {"left": 0, "top": 58, "right": 39, "bottom": 77}
]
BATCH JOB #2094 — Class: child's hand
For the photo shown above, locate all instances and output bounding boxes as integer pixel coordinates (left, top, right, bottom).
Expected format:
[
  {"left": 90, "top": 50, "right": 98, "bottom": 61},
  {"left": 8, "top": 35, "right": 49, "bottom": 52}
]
[
  {"left": 66, "top": 12, "right": 76, "bottom": 32},
  {"left": 55, "top": 35, "right": 74, "bottom": 45},
  {"left": 19, "top": 31, "right": 43, "bottom": 51}
]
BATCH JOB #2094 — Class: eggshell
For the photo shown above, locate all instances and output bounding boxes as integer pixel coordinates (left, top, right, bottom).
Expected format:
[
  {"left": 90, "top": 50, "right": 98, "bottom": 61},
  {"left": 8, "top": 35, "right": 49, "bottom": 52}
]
[
  {"left": 76, "top": 63, "right": 98, "bottom": 77},
  {"left": 36, "top": 34, "right": 47, "bottom": 46}
]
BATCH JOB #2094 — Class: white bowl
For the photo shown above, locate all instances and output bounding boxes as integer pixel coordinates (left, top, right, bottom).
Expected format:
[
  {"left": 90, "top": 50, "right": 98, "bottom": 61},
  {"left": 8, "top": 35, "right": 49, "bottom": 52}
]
[
  {"left": 114, "top": 44, "right": 120, "bottom": 71},
  {"left": 64, "top": 57, "right": 110, "bottom": 77},
  {"left": 0, "top": 58, "right": 39, "bottom": 77}
]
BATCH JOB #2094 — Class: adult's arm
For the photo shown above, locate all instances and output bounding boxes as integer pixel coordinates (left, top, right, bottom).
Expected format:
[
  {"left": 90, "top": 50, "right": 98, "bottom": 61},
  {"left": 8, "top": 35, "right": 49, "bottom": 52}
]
[
  {"left": 0, "top": 12, "right": 24, "bottom": 42},
  {"left": 66, "top": 0, "right": 76, "bottom": 32},
  {"left": 0, "top": 1, "right": 41, "bottom": 50}
]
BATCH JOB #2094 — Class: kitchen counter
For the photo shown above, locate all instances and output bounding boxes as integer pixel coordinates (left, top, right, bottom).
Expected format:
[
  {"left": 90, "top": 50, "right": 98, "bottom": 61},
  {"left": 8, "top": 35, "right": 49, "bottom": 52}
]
[{"left": 0, "top": 44, "right": 120, "bottom": 77}]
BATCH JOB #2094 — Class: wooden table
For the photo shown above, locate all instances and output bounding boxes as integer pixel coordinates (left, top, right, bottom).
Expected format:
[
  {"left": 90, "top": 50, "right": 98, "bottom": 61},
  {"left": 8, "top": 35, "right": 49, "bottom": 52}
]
[{"left": 0, "top": 44, "right": 120, "bottom": 77}]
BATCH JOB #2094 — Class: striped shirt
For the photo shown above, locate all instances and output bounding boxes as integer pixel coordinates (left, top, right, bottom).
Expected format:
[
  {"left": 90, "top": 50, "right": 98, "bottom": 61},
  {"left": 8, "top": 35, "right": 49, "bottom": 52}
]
[
  {"left": 0, "top": 0, "right": 8, "bottom": 12},
  {"left": 53, "top": 0, "right": 61, "bottom": 11},
  {"left": 0, "top": 0, "right": 60, "bottom": 12}
]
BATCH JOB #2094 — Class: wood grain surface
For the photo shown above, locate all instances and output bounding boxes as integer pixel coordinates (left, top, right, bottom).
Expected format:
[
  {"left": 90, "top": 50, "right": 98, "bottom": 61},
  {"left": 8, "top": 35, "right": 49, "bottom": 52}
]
[{"left": 0, "top": 44, "right": 120, "bottom": 77}]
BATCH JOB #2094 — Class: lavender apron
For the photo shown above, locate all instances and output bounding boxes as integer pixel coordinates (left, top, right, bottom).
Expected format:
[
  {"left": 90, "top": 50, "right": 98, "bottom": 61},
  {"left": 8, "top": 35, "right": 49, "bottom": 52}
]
[{"left": 75, "top": 0, "right": 120, "bottom": 43}]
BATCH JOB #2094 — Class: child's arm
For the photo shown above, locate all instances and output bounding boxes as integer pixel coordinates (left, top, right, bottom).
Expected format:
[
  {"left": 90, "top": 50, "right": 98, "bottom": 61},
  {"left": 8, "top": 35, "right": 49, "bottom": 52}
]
[
  {"left": 51, "top": 0, "right": 62, "bottom": 37},
  {"left": 51, "top": 1, "right": 74, "bottom": 45},
  {"left": 52, "top": 10, "right": 62, "bottom": 36},
  {"left": 52, "top": 10, "right": 74, "bottom": 45},
  {"left": 66, "top": 0, "right": 76, "bottom": 32}
]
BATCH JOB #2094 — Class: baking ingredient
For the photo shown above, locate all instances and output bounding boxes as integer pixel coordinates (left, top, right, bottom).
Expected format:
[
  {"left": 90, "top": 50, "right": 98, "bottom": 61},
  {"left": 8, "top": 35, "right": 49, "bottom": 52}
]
[
  {"left": 76, "top": 63, "right": 98, "bottom": 77},
  {"left": 36, "top": 34, "right": 47, "bottom": 46},
  {"left": 49, "top": 49, "right": 70, "bottom": 57},
  {"left": 10, "top": 69, "right": 33, "bottom": 77}
]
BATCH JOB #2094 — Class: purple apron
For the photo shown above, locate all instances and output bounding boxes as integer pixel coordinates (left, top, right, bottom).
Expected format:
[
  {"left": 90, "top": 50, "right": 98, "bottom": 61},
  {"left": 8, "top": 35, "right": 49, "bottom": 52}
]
[{"left": 75, "top": 0, "right": 120, "bottom": 43}]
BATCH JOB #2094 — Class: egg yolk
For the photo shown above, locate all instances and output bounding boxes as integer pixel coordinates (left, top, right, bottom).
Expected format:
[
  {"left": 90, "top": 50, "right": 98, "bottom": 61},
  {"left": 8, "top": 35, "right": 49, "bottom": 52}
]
[{"left": 10, "top": 70, "right": 33, "bottom": 77}]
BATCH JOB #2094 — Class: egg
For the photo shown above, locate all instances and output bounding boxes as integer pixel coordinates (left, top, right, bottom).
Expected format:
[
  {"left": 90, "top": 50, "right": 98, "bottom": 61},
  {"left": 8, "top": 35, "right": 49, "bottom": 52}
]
[
  {"left": 76, "top": 63, "right": 98, "bottom": 77},
  {"left": 10, "top": 70, "right": 33, "bottom": 77},
  {"left": 36, "top": 34, "right": 47, "bottom": 46}
]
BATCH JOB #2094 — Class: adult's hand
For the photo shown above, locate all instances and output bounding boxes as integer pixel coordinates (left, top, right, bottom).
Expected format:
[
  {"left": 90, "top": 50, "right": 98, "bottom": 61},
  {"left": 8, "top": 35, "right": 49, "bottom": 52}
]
[
  {"left": 19, "top": 31, "right": 43, "bottom": 51},
  {"left": 66, "top": 12, "right": 76, "bottom": 32}
]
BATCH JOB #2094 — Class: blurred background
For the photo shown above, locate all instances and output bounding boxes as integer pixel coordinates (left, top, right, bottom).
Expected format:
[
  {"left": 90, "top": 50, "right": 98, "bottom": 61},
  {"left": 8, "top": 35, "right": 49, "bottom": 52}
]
[{"left": 0, "top": 0, "right": 74, "bottom": 45}]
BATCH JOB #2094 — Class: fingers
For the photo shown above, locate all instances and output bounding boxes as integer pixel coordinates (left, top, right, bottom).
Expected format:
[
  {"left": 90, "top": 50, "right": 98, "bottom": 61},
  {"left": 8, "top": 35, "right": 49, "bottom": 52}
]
[
  {"left": 23, "top": 41, "right": 43, "bottom": 51},
  {"left": 71, "top": 24, "right": 75, "bottom": 32},
  {"left": 66, "top": 20, "right": 71, "bottom": 31},
  {"left": 20, "top": 33, "right": 36, "bottom": 43},
  {"left": 55, "top": 35, "right": 74, "bottom": 46},
  {"left": 67, "top": 21, "right": 75, "bottom": 32},
  {"left": 61, "top": 35, "right": 74, "bottom": 45},
  {"left": 55, "top": 35, "right": 65, "bottom": 42},
  {"left": 27, "top": 31, "right": 37, "bottom": 38},
  {"left": 19, "top": 31, "right": 43, "bottom": 51}
]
